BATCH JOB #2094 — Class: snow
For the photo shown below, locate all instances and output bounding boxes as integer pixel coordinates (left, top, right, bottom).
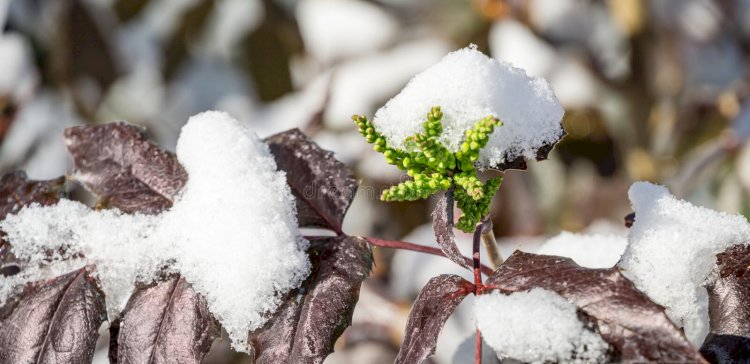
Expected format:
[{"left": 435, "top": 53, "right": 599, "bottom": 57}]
[
  {"left": 296, "top": 0, "right": 398, "bottom": 64},
  {"left": 475, "top": 289, "right": 609, "bottom": 363},
  {"left": 619, "top": 182, "right": 750, "bottom": 346},
  {"left": 536, "top": 231, "right": 627, "bottom": 269},
  {"left": 372, "top": 45, "right": 564, "bottom": 168},
  {"left": 0, "top": 111, "right": 311, "bottom": 353}
]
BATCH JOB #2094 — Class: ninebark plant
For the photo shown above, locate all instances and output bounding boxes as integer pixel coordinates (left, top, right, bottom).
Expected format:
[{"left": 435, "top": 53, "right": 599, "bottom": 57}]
[
  {"left": 0, "top": 51, "right": 747, "bottom": 364},
  {"left": 0, "top": 114, "right": 746, "bottom": 364}
]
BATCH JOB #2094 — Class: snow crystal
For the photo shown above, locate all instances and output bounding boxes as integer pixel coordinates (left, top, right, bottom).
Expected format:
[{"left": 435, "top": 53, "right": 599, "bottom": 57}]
[
  {"left": 619, "top": 182, "right": 750, "bottom": 345},
  {"left": 475, "top": 289, "right": 609, "bottom": 363},
  {"left": 0, "top": 111, "right": 310, "bottom": 353},
  {"left": 537, "top": 231, "right": 627, "bottom": 268},
  {"left": 372, "top": 45, "right": 564, "bottom": 168}
]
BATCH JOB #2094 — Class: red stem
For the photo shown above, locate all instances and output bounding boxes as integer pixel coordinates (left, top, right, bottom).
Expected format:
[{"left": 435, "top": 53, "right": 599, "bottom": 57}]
[
  {"left": 363, "top": 237, "right": 494, "bottom": 276},
  {"left": 472, "top": 221, "right": 485, "bottom": 364}
]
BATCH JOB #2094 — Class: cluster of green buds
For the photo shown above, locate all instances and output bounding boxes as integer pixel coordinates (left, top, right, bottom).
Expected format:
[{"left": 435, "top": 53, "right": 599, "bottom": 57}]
[
  {"left": 353, "top": 106, "right": 503, "bottom": 232},
  {"left": 455, "top": 176, "right": 503, "bottom": 232}
]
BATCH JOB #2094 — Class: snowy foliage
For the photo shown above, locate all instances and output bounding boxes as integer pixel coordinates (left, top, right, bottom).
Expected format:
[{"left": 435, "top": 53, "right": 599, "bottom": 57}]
[
  {"left": 475, "top": 288, "right": 609, "bottom": 363},
  {"left": 619, "top": 181, "right": 750, "bottom": 345},
  {"left": 0, "top": 111, "right": 311, "bottom": 352},
  {"left": 372, "top": 45, "right": 564, "bottom": 168}
]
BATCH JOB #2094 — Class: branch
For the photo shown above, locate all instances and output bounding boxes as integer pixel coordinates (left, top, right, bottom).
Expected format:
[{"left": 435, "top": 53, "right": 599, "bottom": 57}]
[
  {"left": 480, "top": 219, "right": 503, "bottom": 268},
  {"left": 362, "top": 237, "right": 494, "bottom": 276}
]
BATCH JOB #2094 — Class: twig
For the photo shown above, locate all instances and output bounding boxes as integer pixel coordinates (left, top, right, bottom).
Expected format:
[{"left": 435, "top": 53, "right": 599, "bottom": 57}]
[
  {"left": 480, "top": 219, "right": 503, "bottom": 268},
  {"left": 362, "top": 237, "right": 494, "bottom": 276}
]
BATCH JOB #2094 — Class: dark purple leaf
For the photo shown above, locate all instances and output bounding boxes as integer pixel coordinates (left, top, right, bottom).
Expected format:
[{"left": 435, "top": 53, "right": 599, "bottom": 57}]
[
  {"left": 0, "top": 267, "right": 106, "bottom": 363},
  {"left": 431, "top": 189, "right": 468, "bottom": 269},
  {"left": 700, "top": 335, "right": 750, "bottom": 364},
  {"left": 0, "top": 171, "right": 65, "bottom": 267},
  {"left": 701, "top": 244, "right": 750, "bottom": 363},
  {"left": 395, "top": 274, "right": 473, "bottom": 364},
  {"left": 108, "top": 274, "right": 219, "bottom": 364},
  {"left": 249, "top": 236, "right": 372, "bottom": 364},
  {"left": 265, "top": 129, "right": 358, "bottom": 234},
  {"left": 485, "top": 251, "right": 706, "bottom": 363},
  {"left": 64, "top": 122, "right": 187, "bottom": 214},
  {"left": 488, "top": 132, "right": 564, "bottom": 171}
]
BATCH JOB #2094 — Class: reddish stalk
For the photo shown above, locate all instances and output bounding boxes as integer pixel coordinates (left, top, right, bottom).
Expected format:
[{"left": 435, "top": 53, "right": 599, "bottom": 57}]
[
  {"left": 364, "top": 237, "right": 494, "bottom": 276},
  {"left": 472, "top": 220, "right": 486, "bottom": 364}
]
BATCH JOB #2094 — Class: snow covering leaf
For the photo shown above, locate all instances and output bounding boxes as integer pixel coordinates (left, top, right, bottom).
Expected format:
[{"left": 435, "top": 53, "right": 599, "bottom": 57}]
[
  {"left": 108, "top": 275, "right": 219, "bottom": 364},
  {"left": 64, "top": 122, "right": 187, "bottom": 214},
  {"left": 701, "top": 244, "right": 750, "bottom": 363},
  {"left": 0, "top": 171, "right": 65, "bottom": 269},
  {"left": 248, "top": 236, "right": 372, "bottom": 364},
  {"left": 475, "top": 288, "right": 610, "bottom": 363},
  {"left": 266, "top": 129, "right": 358, "bottom": 233},
  {"left": 0, "top": 267, "right": 106, "bottom": 363},
  {"left": 431, "top": 189, "right": 468, "bottom": 269},
  {"left": 486, "top": 251, "right": 706, "bottom": 363},
  {"left": 395, "top": 274, "right": 474, "bottom": 364}
]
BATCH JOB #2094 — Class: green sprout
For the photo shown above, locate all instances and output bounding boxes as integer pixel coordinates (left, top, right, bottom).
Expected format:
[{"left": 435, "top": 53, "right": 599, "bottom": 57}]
[{"left": 353, "top": 106, "right": 504, "bottom": 232}]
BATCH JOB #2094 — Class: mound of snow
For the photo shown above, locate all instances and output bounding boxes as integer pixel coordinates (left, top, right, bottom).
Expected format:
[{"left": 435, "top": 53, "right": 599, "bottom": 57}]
[
  {"left": 372, "top": 45, "right": 564, "bottom": 168},
  {"left": 619, "top": 182, "right": 750, "bottom": 345},
  {"left": 475, "top": 288, "right": 608, "bottom": 363}
]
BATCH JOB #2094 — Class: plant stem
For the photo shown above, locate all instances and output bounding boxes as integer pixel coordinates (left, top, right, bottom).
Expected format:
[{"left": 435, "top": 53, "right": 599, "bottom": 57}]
[
  {"left": 480, "top": 219, "right": 503, "bottom": 269},
  {"left": 362, "top": 237, "right": 494, "bottom": 276},
  {"left": 472, "top": 219, "right": 489, "bottom": 364}
]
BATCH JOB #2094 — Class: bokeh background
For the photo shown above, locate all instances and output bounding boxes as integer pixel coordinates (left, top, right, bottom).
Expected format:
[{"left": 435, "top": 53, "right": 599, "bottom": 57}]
[{"left": 1, "top": 0, "right": 750, "bottom": 363}]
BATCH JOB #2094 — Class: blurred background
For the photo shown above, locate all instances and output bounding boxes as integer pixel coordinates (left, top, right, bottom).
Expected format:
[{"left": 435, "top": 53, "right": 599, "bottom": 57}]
[{"left": 1, "top": 0, "right": 750, "bottom": 363}]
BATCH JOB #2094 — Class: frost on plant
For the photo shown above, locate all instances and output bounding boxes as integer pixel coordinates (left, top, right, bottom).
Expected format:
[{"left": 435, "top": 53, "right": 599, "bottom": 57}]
[
  {"left": 619, "top": 181, "right": 750, "bottom": 345},
  {"left": 0, "top": 111, "right": 311, "bottom": 352},
  {"left": 475, "top": 288, "right": 609, "bottom": 364}
]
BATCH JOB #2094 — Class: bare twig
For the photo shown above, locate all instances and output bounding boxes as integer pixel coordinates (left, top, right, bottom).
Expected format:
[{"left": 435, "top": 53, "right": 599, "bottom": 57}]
[
  {"left": 480, "top": 219, "right": 503, "bottom": 269},
  {"left": 362, "top": 237, "right": 494, "bottom": 276}
]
